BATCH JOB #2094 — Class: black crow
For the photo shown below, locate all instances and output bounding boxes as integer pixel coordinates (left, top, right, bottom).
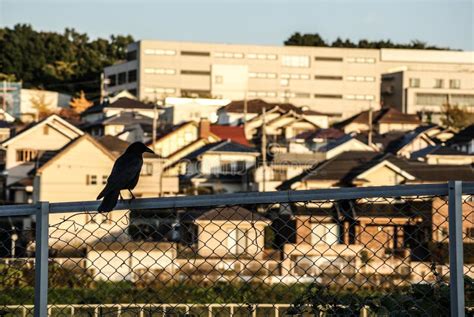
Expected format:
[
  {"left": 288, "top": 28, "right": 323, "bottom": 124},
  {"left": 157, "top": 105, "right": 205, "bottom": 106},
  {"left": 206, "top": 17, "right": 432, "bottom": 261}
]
[{"left": 97, "top": 142, "right": 154, "bottom": 212}]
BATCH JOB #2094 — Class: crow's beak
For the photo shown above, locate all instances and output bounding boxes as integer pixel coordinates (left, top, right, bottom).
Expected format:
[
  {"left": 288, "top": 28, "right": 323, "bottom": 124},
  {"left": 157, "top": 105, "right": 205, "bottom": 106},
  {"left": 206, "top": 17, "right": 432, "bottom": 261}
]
[{"left": 145, "top": 147, "right": 155, "bottom": 154}]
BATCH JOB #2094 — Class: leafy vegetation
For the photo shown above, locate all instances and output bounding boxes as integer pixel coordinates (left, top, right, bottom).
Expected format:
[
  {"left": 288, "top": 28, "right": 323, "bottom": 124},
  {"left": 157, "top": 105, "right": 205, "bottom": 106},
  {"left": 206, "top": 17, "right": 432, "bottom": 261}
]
[
  {"left": 0, "top": 24, "right": 134, "bottom": 98},
  {"left": 441, "top": 103, "right": 474, "bottom": 131},
  {"left": 284, "top": 32, "right": 452, "bottom": 50}
]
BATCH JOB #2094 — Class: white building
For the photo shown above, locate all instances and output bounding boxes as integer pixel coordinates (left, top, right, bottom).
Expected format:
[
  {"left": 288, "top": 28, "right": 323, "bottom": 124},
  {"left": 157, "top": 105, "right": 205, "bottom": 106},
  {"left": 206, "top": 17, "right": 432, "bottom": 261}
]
[{"left": 160, "top": 97, "right": 231, "bottom": 125}]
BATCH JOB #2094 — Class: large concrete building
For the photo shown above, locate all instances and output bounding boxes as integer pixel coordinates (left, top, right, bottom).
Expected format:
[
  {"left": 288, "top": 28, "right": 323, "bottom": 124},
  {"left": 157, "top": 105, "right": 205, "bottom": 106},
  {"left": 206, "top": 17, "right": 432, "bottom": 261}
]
[{"left": 104, "top": 40, "right": 474, "bottom": 118}]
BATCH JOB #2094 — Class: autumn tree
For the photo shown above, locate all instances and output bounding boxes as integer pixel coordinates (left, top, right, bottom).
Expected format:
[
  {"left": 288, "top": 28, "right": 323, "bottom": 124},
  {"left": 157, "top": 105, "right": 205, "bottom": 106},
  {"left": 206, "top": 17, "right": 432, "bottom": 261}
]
[
  {"left": 69, "top": 90, "right": 93, "bottom": 113},
  {"left": 30, "top": 91, "right": 53, "bottom": 121},
  {"left": 441, "top": 103, "right": 474, "bottom": 131}
]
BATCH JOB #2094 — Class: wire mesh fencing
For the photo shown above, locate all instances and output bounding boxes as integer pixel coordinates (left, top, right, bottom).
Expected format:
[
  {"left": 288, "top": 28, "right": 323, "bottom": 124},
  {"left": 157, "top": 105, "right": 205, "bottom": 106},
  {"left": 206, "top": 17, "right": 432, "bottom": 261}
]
[{"left": 0, "top": 183, "right": 473, "bottom": 316}]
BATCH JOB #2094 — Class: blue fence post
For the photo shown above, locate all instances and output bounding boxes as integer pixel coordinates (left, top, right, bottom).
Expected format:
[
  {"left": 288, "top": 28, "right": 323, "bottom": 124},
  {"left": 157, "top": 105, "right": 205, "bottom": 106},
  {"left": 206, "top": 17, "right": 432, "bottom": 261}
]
[
  {"left": 448, "top": 181, "right": 465, "bottom": 317},
  {"left": 34, "top": 202, "right": 50, "bottom": 317}
]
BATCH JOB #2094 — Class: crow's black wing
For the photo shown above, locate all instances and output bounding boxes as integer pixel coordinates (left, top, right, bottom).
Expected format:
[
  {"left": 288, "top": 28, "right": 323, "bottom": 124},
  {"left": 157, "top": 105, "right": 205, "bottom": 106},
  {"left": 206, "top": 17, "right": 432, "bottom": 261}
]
[{"left": 97, "top": 153, "right": 143, "bottom": 200}]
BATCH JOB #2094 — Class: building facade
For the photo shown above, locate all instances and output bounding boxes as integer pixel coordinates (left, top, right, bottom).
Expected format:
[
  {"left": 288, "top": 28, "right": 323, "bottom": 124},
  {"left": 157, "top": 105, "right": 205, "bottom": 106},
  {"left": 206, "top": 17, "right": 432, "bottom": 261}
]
[{"left": 104, "top": 40, "right": 474, "bottom": 118}]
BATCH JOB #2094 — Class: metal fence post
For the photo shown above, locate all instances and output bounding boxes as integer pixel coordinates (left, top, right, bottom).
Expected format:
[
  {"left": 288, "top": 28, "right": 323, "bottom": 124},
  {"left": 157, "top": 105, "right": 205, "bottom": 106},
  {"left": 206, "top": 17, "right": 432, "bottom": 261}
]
[
  {"left": 448, "top": 181, "right": 465, "bottom": 317},
  {"left": 34, "top": 202, "right": 50, "bottom": 317}
]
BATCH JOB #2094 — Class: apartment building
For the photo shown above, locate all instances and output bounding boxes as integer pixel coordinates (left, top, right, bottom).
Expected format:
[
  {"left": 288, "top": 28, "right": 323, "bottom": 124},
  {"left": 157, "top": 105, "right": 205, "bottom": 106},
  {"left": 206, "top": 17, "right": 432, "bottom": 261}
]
[
  {"left": 381, "top": 67, "right": 474, "bottom": 122},
  {"left": 104, "top": 40, "right": 474, "bottom": 118}
]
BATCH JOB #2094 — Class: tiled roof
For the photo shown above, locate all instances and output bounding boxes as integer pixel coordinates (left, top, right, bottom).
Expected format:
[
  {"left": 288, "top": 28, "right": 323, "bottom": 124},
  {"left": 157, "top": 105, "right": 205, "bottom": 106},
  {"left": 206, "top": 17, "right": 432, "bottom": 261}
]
[
  {"left": 98, "top": 135, "right": 160, "bottom": 158},
  {"left": 221, "top": 99, "right": 301, "bottom": 114},
  {"left": 334, "top": 107, "right": 420, "bottom": 129},
  {"left": 411, "top": 145, "right": 469, "bottom": 159},
  {"left": 182, "top": 140, "right": 258, "bottom": 161},
  {"left": 197, "top": 206, "right": 268, "bottom": 222},
  {"left": 449, "top": 124, "right": 474, "bottom": 144},
  {"left": 210, "top": 124, "right": 249, "bottom": 146}
]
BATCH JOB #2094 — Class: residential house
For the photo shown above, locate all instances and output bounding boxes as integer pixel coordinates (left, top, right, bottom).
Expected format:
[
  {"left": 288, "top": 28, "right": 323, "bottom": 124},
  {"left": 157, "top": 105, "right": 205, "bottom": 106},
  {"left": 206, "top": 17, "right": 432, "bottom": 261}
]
[
  {"left": 179, "top": 140, "right": 259, "bottom": 194},
  {"left": 278, "top": 151, "right": 474, "bottom": 190},
  {"left": 18, "top": 88, "right": 71, "bottom": 122},
  {"left": 385, "top": 128, "right": 437, "bottom": 158},
  {"left": 81, "top": 97, "right": 159, "bottom": 123},
  {"left": 449, "top": 124, "right": 474, "bottom": 154},
  {"left": 288, "top": 128, "right": 345, "bottom": 153},
  {"left": 82, "top": 111, "right": 153, "bottom": 143},
  {"left": 1, "top": 114, "right": 84, "bottom": 203},
  {"left": 411, "top": 145, "right": 474, "bottom": 165},
  {"left": 316, "top": 133, "right": 377, "bottom": 159},
  {"left": 333, "top": 107, "right": 421, "bottom": 134},
  {"left": 177, "top": 206, "right": 277, "bottom": 282},
  {"left": 160, "top": 97, "right": 230, "bottom": 125}
]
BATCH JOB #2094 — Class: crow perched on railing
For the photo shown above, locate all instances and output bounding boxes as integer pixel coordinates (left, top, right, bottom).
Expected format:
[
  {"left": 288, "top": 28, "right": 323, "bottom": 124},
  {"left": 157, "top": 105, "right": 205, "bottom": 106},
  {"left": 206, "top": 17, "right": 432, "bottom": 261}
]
[{"left": 97, "top": 142, "right": 154, "bottom": 212}]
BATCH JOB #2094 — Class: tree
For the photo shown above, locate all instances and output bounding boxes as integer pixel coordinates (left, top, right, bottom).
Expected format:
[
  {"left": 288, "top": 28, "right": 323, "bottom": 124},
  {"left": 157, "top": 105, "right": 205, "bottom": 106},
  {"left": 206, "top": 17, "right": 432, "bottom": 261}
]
[
  {"left": 441, "top": 103, "right": 474, "bottom": 130},
  {"left": 284, "top": 32, "right": 328, "bottom": 47},
  {"left": 69, "top": 90, "right": 93, "bottom": 113},
  {"left": 30, "top": 91, "right": 53, "bottom": 120}
]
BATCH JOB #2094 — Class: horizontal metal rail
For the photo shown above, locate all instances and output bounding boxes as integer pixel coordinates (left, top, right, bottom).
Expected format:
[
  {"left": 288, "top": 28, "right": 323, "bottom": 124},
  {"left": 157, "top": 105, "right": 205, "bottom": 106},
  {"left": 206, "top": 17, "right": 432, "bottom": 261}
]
[{"left": 0, "top": 182, "right": 472, "bottom": 217}]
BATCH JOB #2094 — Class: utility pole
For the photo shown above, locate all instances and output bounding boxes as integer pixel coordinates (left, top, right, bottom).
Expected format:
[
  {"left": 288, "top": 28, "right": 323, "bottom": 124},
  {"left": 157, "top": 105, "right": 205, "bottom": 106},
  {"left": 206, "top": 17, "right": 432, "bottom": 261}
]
[
  {"left": 261, "top": 107, "right": 267, "bottom": 192},
  {"left": 2, "top": 81, "right": 6, "bottom": 111},
  {"left": 243, "top": 94, "right": 248, "bottom": 131}
]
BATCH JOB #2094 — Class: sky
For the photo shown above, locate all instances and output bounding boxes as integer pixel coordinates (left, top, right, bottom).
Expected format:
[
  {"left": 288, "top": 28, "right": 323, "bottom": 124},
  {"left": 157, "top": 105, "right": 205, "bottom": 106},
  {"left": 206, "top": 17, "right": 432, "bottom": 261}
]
[{"left": 0, "top": 0, "right": 473, "bottom": 50}]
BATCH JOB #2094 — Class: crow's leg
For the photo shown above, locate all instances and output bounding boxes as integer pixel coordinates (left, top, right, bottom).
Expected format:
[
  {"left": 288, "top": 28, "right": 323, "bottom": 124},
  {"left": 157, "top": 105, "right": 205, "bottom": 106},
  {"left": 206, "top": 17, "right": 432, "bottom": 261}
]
[{"left": 128, "top": 189, "right": 136, "bottom": 201}]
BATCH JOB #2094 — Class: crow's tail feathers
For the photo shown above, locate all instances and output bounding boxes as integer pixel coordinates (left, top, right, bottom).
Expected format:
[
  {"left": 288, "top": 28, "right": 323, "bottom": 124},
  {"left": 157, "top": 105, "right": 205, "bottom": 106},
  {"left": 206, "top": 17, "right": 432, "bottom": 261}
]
[{"left": 98, "top": 190, "right": 120, "bottom": 213}]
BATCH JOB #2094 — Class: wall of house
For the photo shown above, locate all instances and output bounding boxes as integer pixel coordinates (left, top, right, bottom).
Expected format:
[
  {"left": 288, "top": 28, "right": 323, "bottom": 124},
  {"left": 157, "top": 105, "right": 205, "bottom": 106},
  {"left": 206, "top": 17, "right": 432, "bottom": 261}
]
[
  {"left": 398, "top": 136, "right": 432, "bottom": 158},
  {"left": 5, "top": 121, "right": 81, "bottom": 186},
  {"left": 154, "top": 123, "right": 198, "bottom": 158},
  {"left": 201, "top": 153, "right": 257, "bottom": 175},
  {"left": 378, "top": 122, "right": 420, "bottom": 134},
  {"left": 359, "top": 165, "right": 408, "bottom": 186},
  {"left": 326, "top": 139, "right": 374, "bottom": 159},
  {"left": 426, "top": 154, "right": 474, "bottom": 165},
  {"left": 196, "top": 221, "right": 268, "bottom": 259}
]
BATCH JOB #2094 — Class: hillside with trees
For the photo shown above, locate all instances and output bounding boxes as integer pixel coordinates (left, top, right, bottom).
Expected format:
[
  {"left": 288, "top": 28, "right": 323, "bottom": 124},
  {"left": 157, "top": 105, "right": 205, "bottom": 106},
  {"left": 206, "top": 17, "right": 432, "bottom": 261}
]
[
  {"left": 284, "top": 32, "right": 452, "bottom": 50},
  {"left": 0, "top": 24, "right": 134, "bottom": 99}
]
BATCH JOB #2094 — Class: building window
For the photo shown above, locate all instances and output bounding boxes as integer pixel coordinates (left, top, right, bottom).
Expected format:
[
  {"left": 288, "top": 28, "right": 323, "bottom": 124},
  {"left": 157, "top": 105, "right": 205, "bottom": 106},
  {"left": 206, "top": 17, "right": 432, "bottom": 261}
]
[
  {"left": 409, "top": 78, "right": 420, "bottom": 88},
  {"left": 43, "top": 125, "right": 49, "bottom": 135},
  {"left": 214, "top": 52, "right": 244, "bottom": 59},
  {"left": 346, "top": 76, "right": 376, "bottom": 82},
  {"left": 128, "top": 70, "right": 137, "bottom": 83},
  {"left": 107, "top": 75, "right": 116, "bottom": 87},
  {"left": 282, "top": 55, "right": 310, "bottom": 68},
  {"left": 126, "top": 50, "right": 137, "bottom": 61},
  {"left": 144, "top": 68, "right": 175, "bottom": 75},
  {"left": 315, "top": 56, "right": 343, "bottom": 62},
  {"left": 346, "top": 95, "right": 374, "bottom": 100},
  {"left": 180, "top": 70, "right": 211, "bottom": 76},
  {"left": 181, "top": 89, "right": 211, "bottom": 98},
  {"left": 247, "top": 53, "right": 277, "bottom": 60},
  {"left": 315, "top": 75, "right": 343, "bottom": 80},
  {"left": 145, "top": 87, "right": 176, "bottom": 94},
  {"left": 281, "top": 92, "right": 311, "bottom": 98},
  {"left": 249, "top": 72, "right": 277, "bottom": 79},
  {"left": 416, "top": 93, "right": 448, "bottom": 106},
  {"left": 434, "top": 79, "right": 444, "bottom": 89},
  {"left": 314, "top": 94, "right": 343, "bottom": 99},
  {"left": 144, "top": 49, "right": 176, "bottom": 56},
  {"left": 346, "top": 57, "right": 376, "bottom": 63},
  {"left": 102, "top": 175, "right": 108, "bottom": 185},
  {"left": 215, "top": 75, "right": 223, "bottom": 84},
  {"left": 140, "top": 163, "right": 153, "bottom": 176},
  {"left": 281, "top": 73, "right": 310, "bottom": 80},
  {"left": 16, "top": 149, "right": 38, "bottom": 162},
  {"left": 450, "top": 79, "right": 461, "bottom": 89},
  {"left": 86, "top": 175, "right": 97, "bottom": 185},
  {"left": 228, "top": 228, "right": 249, "bottom": 254},
  {"left": 248, "top": 91, "right": 277, "bottom": 98},
  {"left": 118, "top": 72, "right": 127, "bottom": 85},
  {"left": 451, "top": 94, "right": 474, "bottom": 107},
  {"left": 180, "top": 51, "right": 210, "bottom": 57}
]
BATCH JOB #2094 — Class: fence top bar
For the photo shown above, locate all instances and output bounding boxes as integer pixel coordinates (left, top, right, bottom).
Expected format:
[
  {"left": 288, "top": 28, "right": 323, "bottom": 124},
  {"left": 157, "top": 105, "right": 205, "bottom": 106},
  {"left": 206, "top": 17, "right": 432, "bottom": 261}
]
[
  {"left": 0, "top": 203, "right": 39, "bottom": 217},
  {"left": 46, "top": 182, "right": 453, "bottom": 214}
]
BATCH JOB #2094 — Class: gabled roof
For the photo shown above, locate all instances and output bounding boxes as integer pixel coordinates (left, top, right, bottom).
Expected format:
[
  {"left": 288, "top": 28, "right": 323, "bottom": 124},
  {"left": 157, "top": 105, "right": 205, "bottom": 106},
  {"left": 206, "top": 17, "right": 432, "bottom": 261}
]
[
  {"left": 98, "top": 135, "right": 160, "bottom": 158},
  {"left": 411, "top": 145, "right": 469, "bottom": 159},
  {"left": 333, "top": 107, "right": 420, "bottom": 130},
  {"left": 220, "top": 99, "right": 302, "bottom": 114},
  {"left": 385, "top": 130, "right": 435, "bottom": 154},
  {"left": 182, "top": 140, "right": 259, "bottom": 161},
  {"left": 448, "top": 124, "right": 474, "bottom": 145},
  {"left": 210, "top": 125, "right": 249, "bottom": 146},
  {"left": 277, "top": 151, "right": 380, "bottom": 189},
  {"left": 196, "top": 206, "right": 269, "bottom": 222},
  {"left": 295, "top": 128, "right": 345, "bottom": 141},
  {"left": 82, "top": 97, "right": 156, "bottom": 115},
  {"left": 316, "top": 134, "right": 376, "bottom": 153},
  {"left": 34, "top": 134, "right": 116, "bottom": 174},
  {"left": 1, "top": 114, "right": 84, "bottom": 147},
  {"left": 148, "top": 121, "right": 196, "bottom": 145}
]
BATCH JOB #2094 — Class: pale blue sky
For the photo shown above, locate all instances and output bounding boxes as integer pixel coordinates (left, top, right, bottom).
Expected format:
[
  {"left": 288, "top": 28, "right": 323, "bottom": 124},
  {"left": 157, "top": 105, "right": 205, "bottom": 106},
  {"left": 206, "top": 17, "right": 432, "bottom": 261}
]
[{"left": 1, "top": 0, "right": 473, "bottom": 50}]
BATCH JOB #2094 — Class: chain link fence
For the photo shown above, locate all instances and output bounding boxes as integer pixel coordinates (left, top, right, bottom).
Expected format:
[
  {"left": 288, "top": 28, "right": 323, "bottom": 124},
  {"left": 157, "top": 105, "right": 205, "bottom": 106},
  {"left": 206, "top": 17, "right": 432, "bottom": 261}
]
[{"left": 0, "top": 182, "right": 472, "bottom": 316}]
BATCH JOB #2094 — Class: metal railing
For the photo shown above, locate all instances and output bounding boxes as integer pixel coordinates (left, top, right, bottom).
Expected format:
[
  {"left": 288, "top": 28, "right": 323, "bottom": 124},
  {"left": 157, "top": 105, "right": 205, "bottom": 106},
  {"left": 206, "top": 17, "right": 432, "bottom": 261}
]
[{"left": 0, "top": 181, "right": 472, "bottom": 316}]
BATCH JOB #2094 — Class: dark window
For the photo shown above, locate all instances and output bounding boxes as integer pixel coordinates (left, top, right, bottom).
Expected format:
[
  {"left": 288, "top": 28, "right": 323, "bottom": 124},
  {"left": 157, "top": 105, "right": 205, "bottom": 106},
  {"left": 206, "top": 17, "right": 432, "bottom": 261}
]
[
  {"left": 180, "top": 51, "right": 210, "bottom": 57},
  {"left": 315, "top": 75, "right": 343, "bottom": 80},
  {"left": 16, "top": 149, "right": 38, "bottom": 162},
  {"left": 180, "top": 70, "right": 211, "bottom": 76},
  {"left": 126, "top": 50, "right": 137, "bottom": 61},
  {"left": 315, "top": 56, "right": 343, "bottom": 62},
  {"left": 86, "top": 175, "right": 97, "bottom": 185},
  {"left": 102, "top": 175, "right": 108, "bottom": 185},
  {"left": 314, "top": 94, "right": 343, "bottom": 99},
  {"left": 108, "top": 75, "right": 116, "bottom": 87},
  {"left": 129, "top": 89, "right": 137, "bottom": 96},
  {"left": 118, "top": 72, "right": 127, "bottom": 85},
  {"left": 128, "top": 70, "right": 137, "bottom": 82}
]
